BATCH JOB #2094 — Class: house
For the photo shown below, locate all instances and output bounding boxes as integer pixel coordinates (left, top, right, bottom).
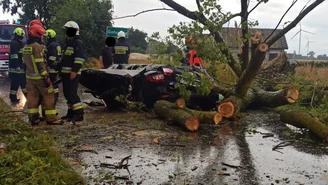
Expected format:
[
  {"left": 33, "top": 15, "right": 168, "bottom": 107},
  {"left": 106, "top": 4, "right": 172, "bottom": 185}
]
[{"left": 220, "top": 27, "right": 288, "bottom": 62}]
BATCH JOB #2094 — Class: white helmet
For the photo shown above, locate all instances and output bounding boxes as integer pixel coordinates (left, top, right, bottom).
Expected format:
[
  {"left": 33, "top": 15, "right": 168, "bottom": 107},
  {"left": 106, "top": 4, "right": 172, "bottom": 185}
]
[
  {"left": 63, "top": 21, "right": 80, "bottom": 35},
  {"left": 117, "top": 31, "right": 126, "bottom": 38}
]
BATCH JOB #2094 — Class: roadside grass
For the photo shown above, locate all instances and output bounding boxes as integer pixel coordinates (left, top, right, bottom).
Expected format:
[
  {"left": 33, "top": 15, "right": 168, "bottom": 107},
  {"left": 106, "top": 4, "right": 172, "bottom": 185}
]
[
  {"left": 275, "top": 65, "right": 328, "bottom": 126},
  {"left": 0, "top": 98, "right": 85, "bottom": 185}
]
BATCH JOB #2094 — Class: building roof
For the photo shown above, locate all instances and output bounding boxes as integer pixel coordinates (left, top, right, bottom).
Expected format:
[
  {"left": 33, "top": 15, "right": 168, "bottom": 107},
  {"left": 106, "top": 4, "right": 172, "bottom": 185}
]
[{"left": 220, "top": 27, "right": 288, "bottom": 50}]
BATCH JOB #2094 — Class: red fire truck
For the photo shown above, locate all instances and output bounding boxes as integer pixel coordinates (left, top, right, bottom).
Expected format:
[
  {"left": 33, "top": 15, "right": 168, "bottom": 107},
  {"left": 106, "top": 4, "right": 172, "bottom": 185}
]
[{"left": 0, "top": 20, "right": 28, "bottom": 77}]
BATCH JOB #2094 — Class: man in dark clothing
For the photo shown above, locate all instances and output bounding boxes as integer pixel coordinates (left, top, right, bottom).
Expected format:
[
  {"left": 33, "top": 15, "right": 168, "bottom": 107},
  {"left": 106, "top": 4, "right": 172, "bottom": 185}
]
[
  {"left": 44, "top": 29, "right": 61, "bottom": 103},
  {"left": 9, "top": 27, "right": 27, "bottom": 103},
  {"left": 57, "top": 21, "right": 85, "bottom": 125},
  {"left": 112, "top": 31, "right": 130, "bottom": 64},
  {"left": 99, "top": 38, "right": 113, "bottom": 69}
]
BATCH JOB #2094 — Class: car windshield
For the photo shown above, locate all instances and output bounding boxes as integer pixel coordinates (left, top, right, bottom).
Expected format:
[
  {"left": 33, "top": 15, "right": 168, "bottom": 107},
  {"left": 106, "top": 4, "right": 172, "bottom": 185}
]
[{"left": 0, "top": 25, "right": 27, "bottom": 43}]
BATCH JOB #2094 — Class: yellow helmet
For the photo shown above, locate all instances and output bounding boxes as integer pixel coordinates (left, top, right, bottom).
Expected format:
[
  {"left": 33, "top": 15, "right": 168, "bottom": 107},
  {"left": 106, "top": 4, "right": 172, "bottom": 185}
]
[
  {"left": 45, "top": 29, "right": 56, "bottom": 38},
  {"left": 13, "top": 27, "right": 25, "bottom": 37}
]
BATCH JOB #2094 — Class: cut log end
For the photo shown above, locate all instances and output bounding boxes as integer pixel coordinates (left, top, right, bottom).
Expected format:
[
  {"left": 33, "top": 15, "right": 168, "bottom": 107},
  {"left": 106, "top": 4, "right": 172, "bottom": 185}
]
[
  {"left": 185, "top": 117, "right": 200, "bottom": 131},
  {"left": 176, "top": 98, "right": 186, "bottom": 108},
  {"left": 258, "top": 43, "right": 269, "bottom": 52},
  {"left": 214, "top": 113, "right": 223, "bottom": 125},
  {"left": 285, "top": 87, "right": 300, "bottom": 103},
  {"left": 218, "top": 101, "right": 235, "bottom": 118}
]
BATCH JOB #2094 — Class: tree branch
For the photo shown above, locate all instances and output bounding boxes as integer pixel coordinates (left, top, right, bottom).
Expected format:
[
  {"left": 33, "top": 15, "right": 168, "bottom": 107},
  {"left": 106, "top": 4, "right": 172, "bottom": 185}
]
[
  {"left": 248, "top": 1, "right": 262, "bottom": 15},
  {"left": 160, "top": 0, "right": 242, "bottom": 76},
  {"left": 241, "top": 0, "right": 249, "bottom": 71},
  {"left": 266, "top": 0, "right": 325, "bottom": 47},
  {"left": 196, "top": 0, "right": 202, "bottom": 12},
  {"left": 264, "top": 0, "right": 298, "bottom": 43},
  {"left": 112, "top": 8, "right": 176, "bottom": 20}
]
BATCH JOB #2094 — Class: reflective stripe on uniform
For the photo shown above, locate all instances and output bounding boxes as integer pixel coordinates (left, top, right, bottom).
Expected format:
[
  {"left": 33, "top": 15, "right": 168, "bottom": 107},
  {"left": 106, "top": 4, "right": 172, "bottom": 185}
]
[
  {"left": 48, "top": 69, "right": 57, "bottom": 73},
  {"left": 34, "top": 58, "right": 44, "bottom": 63},
  {"left": 74, "top": 57, "right": 84, "bottom": 64},
  {"left": 26, "top": 73, "right": 43, "bottom": 80},
  {"left": 64, "top": 47, "right": 74, "bottom": 56},
  {"left": 10, "top": 54, "right": 18, "bottom": 59},
  {"left": 40, "top": 70, "right": 47, "bottom": 76},
  {"left": 10, "top": 90, "right": 17, "bottom": 95},
  {"left": 61, "top": 67, "right": 81, "bottom": 74},
  {"left": 49, "top": 56, "right": 56, "bottom": 61},
  {"left": 28, "top": 108, "right": 39, "bottom": 114},
  {"left": 72, "top": 103, "right": 83, "bottom": 111},
  {"left": 114, "top": 46, "right": 129, "bottom": 54},
  {"left": 8, "top": 68, "right": 25, "bottom": 74},
  {"left": 45, "top": 109, "right": 56, "bottom": 115}
]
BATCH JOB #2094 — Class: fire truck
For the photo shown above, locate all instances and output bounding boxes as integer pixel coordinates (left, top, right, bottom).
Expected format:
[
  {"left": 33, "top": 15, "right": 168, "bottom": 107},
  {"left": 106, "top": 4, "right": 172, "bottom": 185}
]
[{"left": 0, "top": 20, "right": 28, "bottom": 77}]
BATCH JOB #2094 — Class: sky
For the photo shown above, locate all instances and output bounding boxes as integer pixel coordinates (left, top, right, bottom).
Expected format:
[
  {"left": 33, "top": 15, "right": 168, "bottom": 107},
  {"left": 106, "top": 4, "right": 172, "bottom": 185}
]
[{"left": 2, "top": 0, "right": 328, "bottom": 56}]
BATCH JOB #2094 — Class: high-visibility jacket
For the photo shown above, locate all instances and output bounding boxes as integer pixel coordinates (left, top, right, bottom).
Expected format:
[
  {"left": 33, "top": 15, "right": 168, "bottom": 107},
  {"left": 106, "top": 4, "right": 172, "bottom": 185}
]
[
  {"left": 9, "top": 38, "right": 25, "bottom": 74},
  {"left": 22, "top": 41, "right": 48, "bottom": 80},
  {"left": 59, "top": 36, "right": 85, "bottom": 75}
]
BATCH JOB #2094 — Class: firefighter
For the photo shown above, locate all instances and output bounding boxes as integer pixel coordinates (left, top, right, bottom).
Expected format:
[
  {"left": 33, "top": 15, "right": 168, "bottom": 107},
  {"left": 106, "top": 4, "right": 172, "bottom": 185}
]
[
  {"left": 23, "top": 24, "right": 63, "bottom": 126},
  {"left": 44, "top": 29, "right": 61, "bottom": 103},
  {"left": 9, "top": 27, "right": 27, "bottom": 103},
  {"left": 58, "top": 21, "right": 84, "bottom": 124},
  {"left": 112, "top": 31, "right": 130, "bottom": 64}
]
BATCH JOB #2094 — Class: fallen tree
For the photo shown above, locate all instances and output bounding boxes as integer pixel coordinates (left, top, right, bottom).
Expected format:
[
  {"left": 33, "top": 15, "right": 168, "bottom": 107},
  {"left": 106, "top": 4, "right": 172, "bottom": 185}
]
[
  {"left": 158, "top": 0, "right": 323, "bottom": 117},
  {"left": 280, "top": 109, "right": 328, "bottom": 142},
  {"left": 153, "top": 100, "right": 223, "bottom": 131}
]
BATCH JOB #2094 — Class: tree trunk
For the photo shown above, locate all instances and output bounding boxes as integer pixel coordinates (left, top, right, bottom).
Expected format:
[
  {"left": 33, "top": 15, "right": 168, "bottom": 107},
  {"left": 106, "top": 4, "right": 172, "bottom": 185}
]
[
  {"left": 174, "top": 98, "right": 223, "bottom": 125},
  {"left": 235, "top": 43, "right": 268, "bottom": 98},
  {"left": 190, "top": 110, "right": 222, "bottom": 125},
  {"left": 254, "top": 87, "right": 299, "bottom": 107},
  {"left": 154, "top": 100, "right": 199, "bottom": 131},
  {"left": 217, "top": 87, "right": 299, "bottom": 118},
  {"left": 280, "top": 109, "right": 328, "bottom": 142}
]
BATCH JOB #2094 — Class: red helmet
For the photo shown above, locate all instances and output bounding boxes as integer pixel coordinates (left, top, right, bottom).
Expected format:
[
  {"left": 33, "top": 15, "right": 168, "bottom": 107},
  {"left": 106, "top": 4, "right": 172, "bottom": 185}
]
[
  {"left": 29, "top": 19, "right": 43, "bottom": 28},
  {"left": 29, "top": 25, "right": 46, "bottom": 39}
]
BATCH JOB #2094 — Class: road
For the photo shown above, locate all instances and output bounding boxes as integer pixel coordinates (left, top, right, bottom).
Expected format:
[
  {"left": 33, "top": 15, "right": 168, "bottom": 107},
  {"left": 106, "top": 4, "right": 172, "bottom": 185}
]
[{"left": 0, "top": 78, "right": 327, "bottom": 185}]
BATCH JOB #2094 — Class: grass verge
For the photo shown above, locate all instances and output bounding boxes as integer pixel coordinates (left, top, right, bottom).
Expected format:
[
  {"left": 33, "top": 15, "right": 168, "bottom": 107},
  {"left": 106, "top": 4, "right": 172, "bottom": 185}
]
[{"left": 0, "top": 98, "right": 85, "bottom": 185}]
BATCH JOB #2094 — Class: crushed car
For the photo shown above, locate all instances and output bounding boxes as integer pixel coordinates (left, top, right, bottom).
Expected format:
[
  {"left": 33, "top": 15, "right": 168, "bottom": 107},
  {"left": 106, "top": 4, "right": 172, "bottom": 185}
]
[{"left": 79, "top": 64, "right": 220, "bottom": 110}]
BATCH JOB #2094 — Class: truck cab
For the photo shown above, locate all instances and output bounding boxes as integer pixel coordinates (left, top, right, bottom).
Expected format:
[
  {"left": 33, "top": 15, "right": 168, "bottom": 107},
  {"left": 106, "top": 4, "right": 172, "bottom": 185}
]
[{"left": 0, "top": 20, "right": 28, "bottom": 77}]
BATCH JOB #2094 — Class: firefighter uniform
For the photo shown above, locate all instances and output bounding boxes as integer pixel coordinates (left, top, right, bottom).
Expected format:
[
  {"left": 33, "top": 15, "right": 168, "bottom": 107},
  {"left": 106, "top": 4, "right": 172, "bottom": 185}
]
[
  {"left": 45, "top": 37, "right": 61, "bottom": 103},
  {"left": 113, "top": 31, "right": 130, "bottom": 64},
  {"left": 23, "top": 37, "right": 61, "bottom": 125},
  {"left": 9, "top": 31, "right": 27, "bottom": 103},
  {"left": 59, "top": 35, "right": 85, "bottom": 121}
]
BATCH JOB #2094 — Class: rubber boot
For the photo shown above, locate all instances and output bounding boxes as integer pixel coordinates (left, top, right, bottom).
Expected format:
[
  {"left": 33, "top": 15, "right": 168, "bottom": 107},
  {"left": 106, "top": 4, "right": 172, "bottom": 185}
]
[
  {"left": 61, "top": 109, "right": 73, "bottom": 121},
  {"left": 10, "top": 94, "right": 20, "bottom": 104},
  {"left": 69, "top": 115, "right": 84, "bottom": 125},
  {"left": 30, "top": 114, "right": 40, "bottom": 127}
]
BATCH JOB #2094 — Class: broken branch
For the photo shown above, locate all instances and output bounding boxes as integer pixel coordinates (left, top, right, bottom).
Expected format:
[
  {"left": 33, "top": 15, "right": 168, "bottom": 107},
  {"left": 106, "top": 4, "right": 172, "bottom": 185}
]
[
  {"left": 267, "top": 0, "right": 325, "bottom": 47},
  {"left": 112, "top": 8, "right": 176, "bottom": 20}
]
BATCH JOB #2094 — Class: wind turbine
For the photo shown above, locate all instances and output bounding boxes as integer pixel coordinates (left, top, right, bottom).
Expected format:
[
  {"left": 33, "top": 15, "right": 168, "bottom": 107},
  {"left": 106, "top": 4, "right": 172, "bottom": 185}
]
[
  {"left": 290, "top": 23, "right": 315, "bottom": 55},
  {"left": 304, "top": 35, "right": 315, "bottom": 55}
]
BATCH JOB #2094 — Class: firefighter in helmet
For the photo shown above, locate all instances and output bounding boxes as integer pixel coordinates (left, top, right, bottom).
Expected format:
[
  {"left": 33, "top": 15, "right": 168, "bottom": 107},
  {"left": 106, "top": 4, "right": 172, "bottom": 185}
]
[
  {"left": 57, "top": 21, "right": 85, "bottom": 124},
  {"left": 44, "top": 29, "right": 61, "bottom": 104},
  {"left": 112, "top": 31, "right": 130, "bottom": 64},
  {"left": 9, "top": 27, "right": 27, "bottom": 103},
  {"left": 23, "top": 24, "right": 63, "bottom": 126}
]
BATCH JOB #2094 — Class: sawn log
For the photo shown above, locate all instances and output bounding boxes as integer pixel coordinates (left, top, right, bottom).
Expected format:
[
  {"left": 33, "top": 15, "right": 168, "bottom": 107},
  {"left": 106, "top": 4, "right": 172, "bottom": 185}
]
[
  {"left": 153, "top": 100, "right": 200, "bottom": 131},
  {"left": 280, "top": 109, "right": 328, "bottom": 142}
]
